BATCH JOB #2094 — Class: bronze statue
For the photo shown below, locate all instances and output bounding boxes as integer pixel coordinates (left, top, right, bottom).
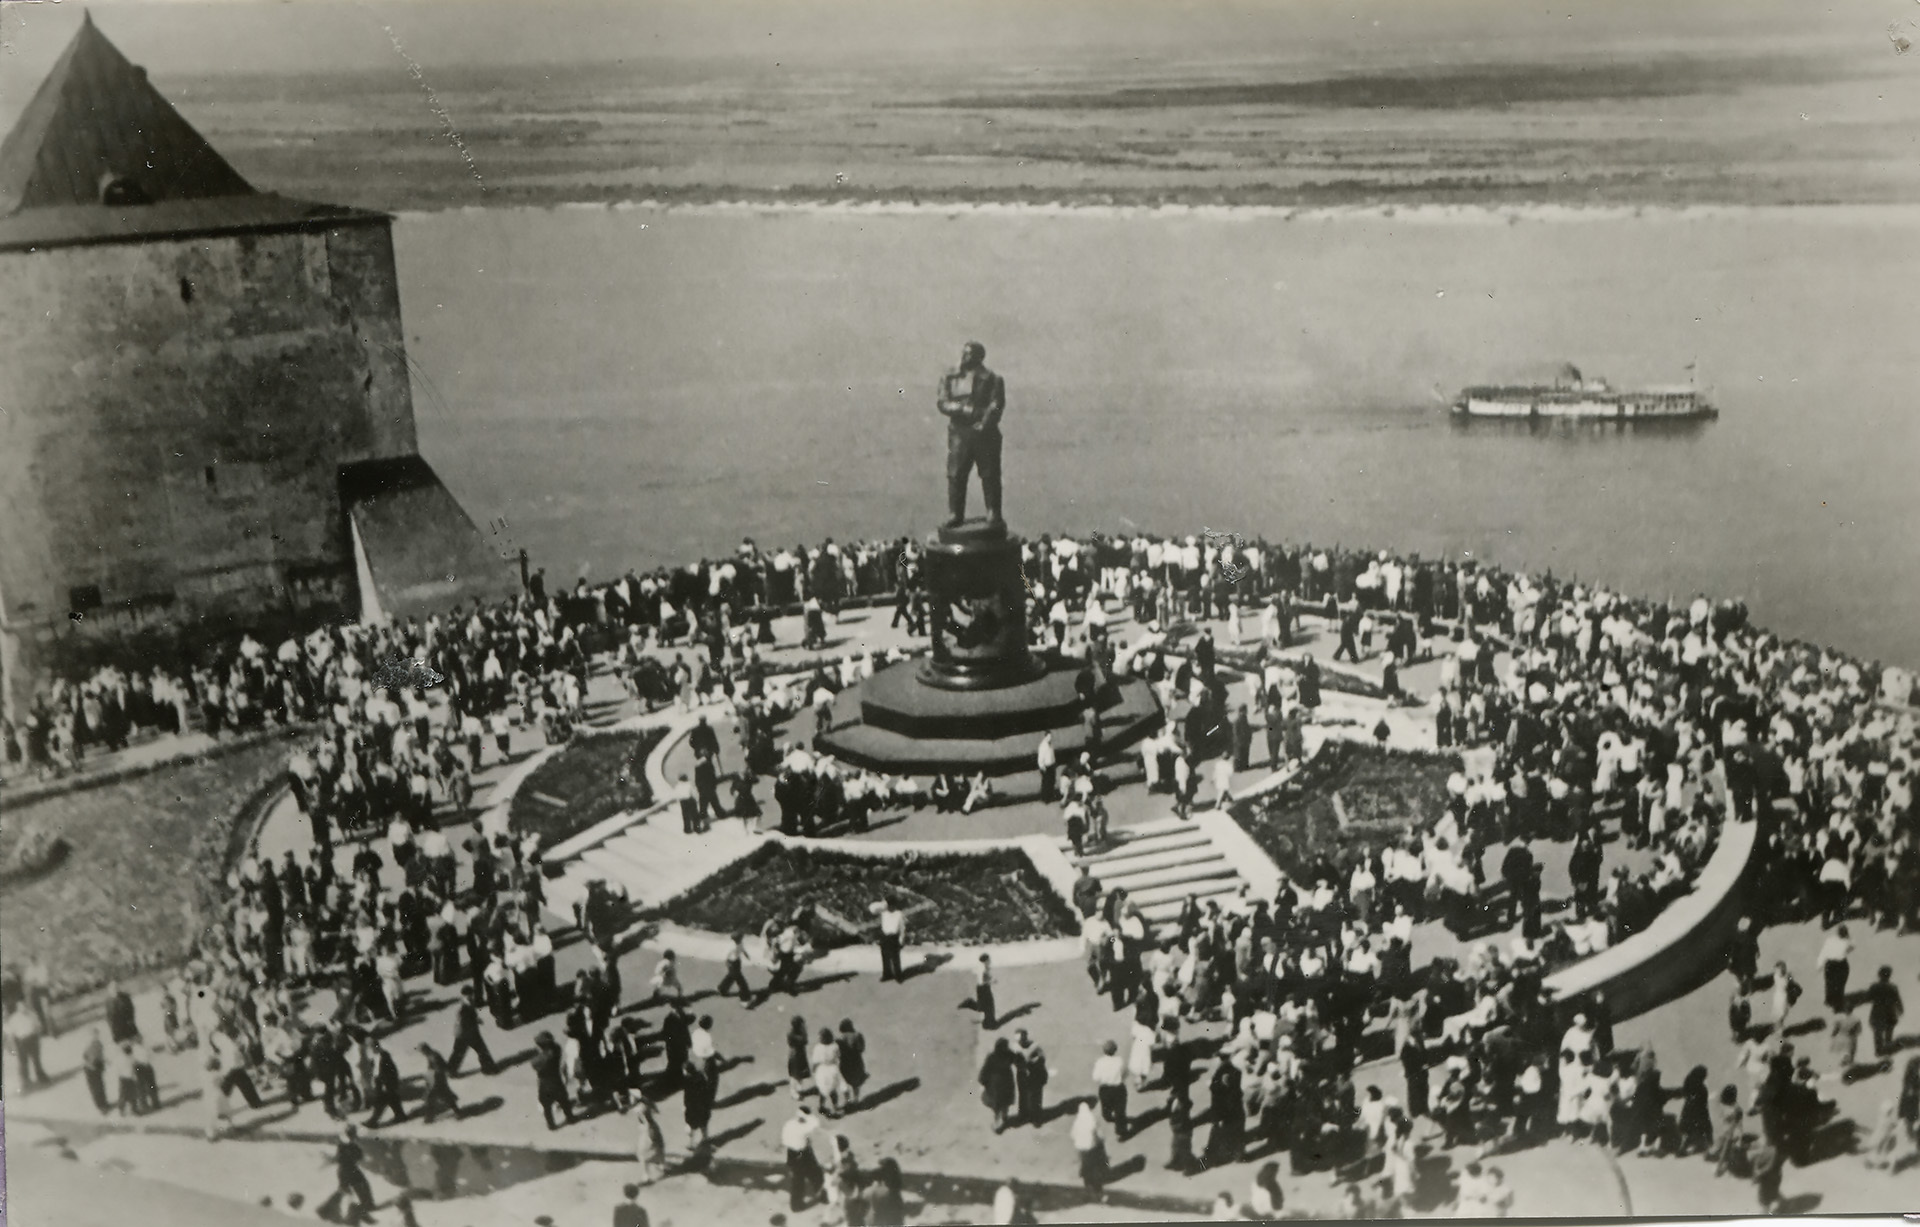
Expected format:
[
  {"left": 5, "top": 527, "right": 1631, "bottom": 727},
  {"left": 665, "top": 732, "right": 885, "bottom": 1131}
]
[{"left": 936, "top": 341, "right": 1005, "bottom": 529}]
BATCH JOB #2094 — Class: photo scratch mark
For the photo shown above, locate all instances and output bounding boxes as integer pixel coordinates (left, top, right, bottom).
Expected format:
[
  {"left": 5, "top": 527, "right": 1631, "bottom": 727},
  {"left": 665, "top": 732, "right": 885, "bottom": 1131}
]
[{"left": 374, "top": 14, "right": 487, "bottom": 192}]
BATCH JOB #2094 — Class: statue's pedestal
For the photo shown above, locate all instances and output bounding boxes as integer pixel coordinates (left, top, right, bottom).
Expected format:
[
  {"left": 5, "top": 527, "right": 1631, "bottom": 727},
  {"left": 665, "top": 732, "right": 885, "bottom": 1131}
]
[
  {"left": 812, "top": 517, "right": 1162, "bottom": 777},
  {"left": 920, "top": 519, "right": 1044, "bottom": 691}
]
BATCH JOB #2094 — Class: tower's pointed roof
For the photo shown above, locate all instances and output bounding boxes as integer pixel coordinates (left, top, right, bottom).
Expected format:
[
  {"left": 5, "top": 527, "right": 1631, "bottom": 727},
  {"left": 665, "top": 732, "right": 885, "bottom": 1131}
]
[
  {"left": 0, "top": 12, "right": 254, "bottom": 214},
  {"left": 0, "top": 14, "right": 382, "bottom": 252}
]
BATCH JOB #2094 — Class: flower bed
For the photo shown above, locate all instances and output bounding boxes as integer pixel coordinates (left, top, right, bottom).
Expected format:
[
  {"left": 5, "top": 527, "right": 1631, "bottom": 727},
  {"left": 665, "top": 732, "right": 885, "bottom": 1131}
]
[
  {"left": 657, "top": 842, "right": 1079, "bottom": 948},
  {"left": 1230, "top": 740, "right": 1459, "bottom": 878},
  {"left": 508, "top": 727, "right": 667, "bottom": 849},
  {"left": 0, "top": 739, "right": 293, "bottom": 999}
]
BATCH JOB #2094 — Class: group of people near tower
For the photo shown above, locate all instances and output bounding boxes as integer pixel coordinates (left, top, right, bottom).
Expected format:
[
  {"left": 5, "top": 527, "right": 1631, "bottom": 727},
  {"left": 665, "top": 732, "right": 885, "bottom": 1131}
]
[{"left": 9, "top": 517, "right": 1920, "bottom": 1223}]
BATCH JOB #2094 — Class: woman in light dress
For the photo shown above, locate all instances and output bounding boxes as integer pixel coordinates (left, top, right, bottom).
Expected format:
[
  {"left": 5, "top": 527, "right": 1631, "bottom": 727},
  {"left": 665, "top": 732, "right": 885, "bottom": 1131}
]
[
  {"left": 1384, "top": 1108, "right": 1418, "bottom": 1201},
  {"left": 1127, "top": 1019, "right": 1158, "bottom": 1091},
  {"left": 811, "top": 1027, "right": 852, "bottom": 1117},
  {"left": 1768, "top": 960, "right": 1801, "bottom": 1035}
]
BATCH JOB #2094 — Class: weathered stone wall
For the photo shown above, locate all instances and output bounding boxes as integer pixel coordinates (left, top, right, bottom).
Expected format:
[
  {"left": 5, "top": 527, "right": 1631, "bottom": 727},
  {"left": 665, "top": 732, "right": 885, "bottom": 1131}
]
[{"left": 0, "top": 220, "right": 417, "bottom": 710}]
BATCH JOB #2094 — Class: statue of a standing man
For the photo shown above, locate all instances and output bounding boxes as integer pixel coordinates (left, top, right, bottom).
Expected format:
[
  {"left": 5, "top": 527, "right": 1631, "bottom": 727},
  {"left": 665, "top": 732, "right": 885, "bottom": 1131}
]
[{"left": 936, "top": 341, "right": 1006, "bottom": 529}]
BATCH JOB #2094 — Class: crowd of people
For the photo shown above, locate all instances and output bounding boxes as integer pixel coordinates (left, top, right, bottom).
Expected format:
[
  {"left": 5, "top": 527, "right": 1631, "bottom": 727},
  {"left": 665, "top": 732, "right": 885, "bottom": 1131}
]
[{"left": 7, "top": 521, "right": 1920, "bottom": 1222}]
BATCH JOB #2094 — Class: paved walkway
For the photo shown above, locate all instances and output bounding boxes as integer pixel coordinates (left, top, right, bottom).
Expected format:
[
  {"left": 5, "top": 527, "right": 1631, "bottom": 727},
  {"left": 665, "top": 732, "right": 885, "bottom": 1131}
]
[
  {"left": 24, "top": 601, "right": 1918, "bottom": 1221},
  {"left": 11, "top": 932, "right": 1640, "bottom": 1223}
]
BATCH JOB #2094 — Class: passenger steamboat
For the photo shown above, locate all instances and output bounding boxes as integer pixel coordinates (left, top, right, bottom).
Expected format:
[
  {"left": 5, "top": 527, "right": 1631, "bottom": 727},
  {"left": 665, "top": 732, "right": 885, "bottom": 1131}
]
[{"left": 1451, "top": 364, "right": 1716, "bottom": 421}]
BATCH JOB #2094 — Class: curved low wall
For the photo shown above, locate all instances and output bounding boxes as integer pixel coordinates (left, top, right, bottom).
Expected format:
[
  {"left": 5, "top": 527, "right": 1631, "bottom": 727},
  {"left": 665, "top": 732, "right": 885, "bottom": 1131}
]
[{"left": 1543, "top": 812, "right": 1763, "bottom": 1022}]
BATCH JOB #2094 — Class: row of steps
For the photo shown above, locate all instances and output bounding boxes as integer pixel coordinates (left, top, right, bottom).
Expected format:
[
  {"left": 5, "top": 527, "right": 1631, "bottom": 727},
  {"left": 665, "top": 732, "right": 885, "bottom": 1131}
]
[
  {"left": 545, "top": 817, "right": 760, "bottom": 923},
  {"left": 1057, "top": 817, "right": 1247, "bottom": 930}
]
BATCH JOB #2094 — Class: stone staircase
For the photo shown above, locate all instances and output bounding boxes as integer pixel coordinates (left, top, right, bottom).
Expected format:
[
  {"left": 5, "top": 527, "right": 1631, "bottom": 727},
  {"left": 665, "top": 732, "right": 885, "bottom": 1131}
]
[
  {"left": 544, "top": 816, "right": 761, "bottom": 926},
  {"left": 1055, "top": 816, "right": 1249, "bottom": 931}
]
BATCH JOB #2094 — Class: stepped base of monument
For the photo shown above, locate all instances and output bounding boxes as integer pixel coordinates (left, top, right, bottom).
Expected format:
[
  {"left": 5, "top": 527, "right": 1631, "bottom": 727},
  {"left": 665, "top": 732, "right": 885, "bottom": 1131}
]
[
  {"left": 813, "top": 663, "right": 1162, "bottom": 776},
  {"left": 860, "top": 661, "right": 1085, "bottom": 739}
]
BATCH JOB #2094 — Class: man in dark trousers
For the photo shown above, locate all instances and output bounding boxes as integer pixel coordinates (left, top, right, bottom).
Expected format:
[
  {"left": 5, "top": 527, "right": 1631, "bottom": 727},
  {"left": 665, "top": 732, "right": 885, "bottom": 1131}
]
[
  {"left": 104, "top": 981, "right": 138, "bottom": 1044},
  {"left": 1866, "top": 964, "right": 1904, "bottom": 1058},
  {"left": 688, "top": 715, "right": 721, "bottom": 761},
  {"left": 877, "top": 899, "right": 907, "bottom": 984},
  {"left": 313, "top": 1025, "right": 353, "bottom": 1116},
  {"left": 692, "top": 751, "right": 723, "bottom": 830},
  {"left": 80, "top": 1029, "right": 111, "bottom": 1114},
  {"left": 659, "top": 1002, "right": 694, "bottom": 1090},
  {"left": 1230, "top": 705, "right": 1252, "bottom": 772},
  {"left": 330, "top": 1124, "right": 376, "bottom": 1225},
  {"left": 533, "top": 1031, "right": 573, "bottom": 1129},
  {"left": 418, "top": 1043, "right": 461, "bottom": 1123},
  {"left": 364, "top": 1037, "right": 408, "bottom": 1127},
  {"left": 1499, "top": 843, "right": 1536, "bottom": 928},
  {"left": 447, "top": 986, "right": 497, "bottom": 1077},
  {"left": 935, "top": 341, "right": 1007, "bottom": 528},
  {"left": 1263, "top": 692, "right": 1285, "bottom": 768},
  {"left": 676, "top": 774, "right": 700, "bottom": 835},
  {"left": 716, "top": 933, "right": 756, "bottom": 1003}
]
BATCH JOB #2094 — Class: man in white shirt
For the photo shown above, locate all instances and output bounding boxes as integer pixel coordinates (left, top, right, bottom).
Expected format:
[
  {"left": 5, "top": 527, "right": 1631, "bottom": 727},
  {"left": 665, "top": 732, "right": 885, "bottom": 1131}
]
[
  {"left": 877, "top": 898, "right": 908, "bottom": 983},
  {"left": 781, "top": 1104, "right": 822, "bottom": 1209},
  {"left": 1817, "top": 925, "right": 1853, "bottom": 1013},
  {"left": 1091, "top": 1039, "right": 1129, "bottom": 1139}
]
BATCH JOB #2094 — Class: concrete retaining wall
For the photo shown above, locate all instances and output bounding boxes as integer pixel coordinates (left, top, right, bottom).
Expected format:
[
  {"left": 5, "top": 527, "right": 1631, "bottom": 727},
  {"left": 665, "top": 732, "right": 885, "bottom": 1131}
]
[{"left": 1543, "top": 815, "right": 1761, "bottom": 1022}]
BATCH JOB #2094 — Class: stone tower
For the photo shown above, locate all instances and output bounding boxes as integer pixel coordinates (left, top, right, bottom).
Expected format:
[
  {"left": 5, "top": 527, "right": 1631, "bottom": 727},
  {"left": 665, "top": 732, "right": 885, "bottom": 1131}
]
[{"left": 0, "top": 17, "right": 508, "bottom": 716}]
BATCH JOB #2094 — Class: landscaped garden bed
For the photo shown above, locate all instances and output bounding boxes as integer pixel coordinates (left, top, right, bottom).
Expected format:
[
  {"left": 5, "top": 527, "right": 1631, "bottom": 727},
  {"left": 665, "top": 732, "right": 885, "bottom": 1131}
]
[
  {"left": 0, "top": 739, "right": 294, "bottom": 999},
  {"left": 658, "top": 842, "right": 1079, "bottom": 948},
  {"left": 1231, "top": 739, "right": 1458, "bottom": 878},
  {"left": 509, "top": 727, "right": 668, "bottom": 849}
]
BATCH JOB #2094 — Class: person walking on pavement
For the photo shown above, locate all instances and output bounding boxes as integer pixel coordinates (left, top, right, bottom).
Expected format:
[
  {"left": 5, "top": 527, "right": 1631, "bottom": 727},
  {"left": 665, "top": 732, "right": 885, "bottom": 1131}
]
[
  {"left": 418, "top": 1043, "right": 461, "bottom": 1122},
  {"left": 1037, "top": 731, "right": 1059, "bottom": 803},
  {"left": 635, "top": 1098, "right": 668, "bottom": 1186},
  {"left": 676, "top": 774, "right": 700, "bottom": 834},
  {"left": 7, "top": 1002, "right": 48, "bottom": 1090},
  {"left": 447, "top": 986, "right": 497, "bottom": 1076},
  {"left": 1866, "top": 965, "right": 1905, "bottom": 1058},
  {"left": 716, "top": 932, "right": 758, "bottom": 1004},
  {"left": 974, "top": 953, "right": 997, "bottom": 1029},
  {"left": 1818, "top": 925, "right": 1852, "bottom": 1013},
  {"left": 1012, "top": 1029, "right": 1048, "bottom": 1126},
  {"left": 1092, "top": 1039, "right": 1129, "bottom": 1140},
  {"left": 877, "top": 898, "right": 907, "bottom": 984},
  {"left": 782, "top": 1101, "right": 825, "bottom": 1211},
  {"left": 979, "top": 1037, "right": 1018, "bottom": 1133},
  {"left": 81, "top": 1028, "right": 111, "bottom": 1113},
  {"left": 364, "top": 1038, "right": 408, "bottom": 1127},
  {"left": 837, "top": 1019, "right": 869, "bottom": 1111},
  {"left": 330, "top": 1124, "right": 376, "bottom": 1225},
  {"left": 533, "top": 1031, "right": 574, "bottom": 1130},
  {"left": 1072, "top": 1099, "right": 1109, "bottom": 1198}
]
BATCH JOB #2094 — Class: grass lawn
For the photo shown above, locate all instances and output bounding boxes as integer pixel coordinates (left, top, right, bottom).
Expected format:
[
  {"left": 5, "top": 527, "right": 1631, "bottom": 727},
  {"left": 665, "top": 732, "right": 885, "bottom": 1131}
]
[
  {"left": 1231, "top": 739, "right": 1458, "bottom": 879},
  {"left": 659, "top": 843, "right": 1079, "bottom": 948},
  {"left": 0, "top": 740, "right": 291, "bottom": 998},
  {"left": 509, "top": 728, "right": 666, "bottom": 849}
]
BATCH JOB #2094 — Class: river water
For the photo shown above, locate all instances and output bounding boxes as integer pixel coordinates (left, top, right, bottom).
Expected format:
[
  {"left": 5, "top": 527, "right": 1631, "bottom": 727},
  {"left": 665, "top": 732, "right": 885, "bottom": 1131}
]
[{"left": 398, "top": 204, "right": 1920, "bottom": 666}]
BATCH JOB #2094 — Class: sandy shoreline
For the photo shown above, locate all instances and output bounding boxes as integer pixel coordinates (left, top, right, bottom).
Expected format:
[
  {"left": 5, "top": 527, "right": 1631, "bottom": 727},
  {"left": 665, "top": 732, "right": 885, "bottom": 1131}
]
[{"left": 400, "top": 198, "right": 1920, "bottom": 225}]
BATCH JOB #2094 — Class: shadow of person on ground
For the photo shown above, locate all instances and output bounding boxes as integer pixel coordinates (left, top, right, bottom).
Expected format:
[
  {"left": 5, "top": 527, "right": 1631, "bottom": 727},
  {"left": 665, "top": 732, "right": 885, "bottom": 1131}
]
[
  {"left": 706, "top": 1117, "right": 763, "bottom": 1152},
  {"left": 853, "top": 1076, "right": 919, "bottom": 1112},
  {"left": 794, "top": 970, "right": 859, "bottom": 996},
  {"left": 714, "top": 1079, "right": 783, "bottom": 1110},
  {"left": 1408, "top": 1147, "right": 1458, "bottom": 1213},
  {"left": 898, "top": 952, "right": 953, "bottom": 983}
]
